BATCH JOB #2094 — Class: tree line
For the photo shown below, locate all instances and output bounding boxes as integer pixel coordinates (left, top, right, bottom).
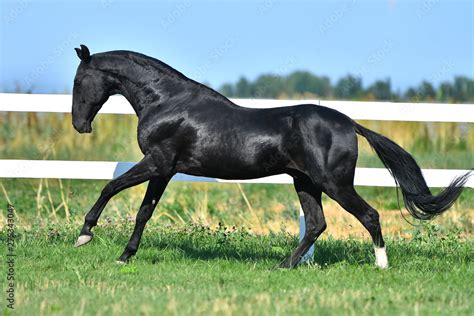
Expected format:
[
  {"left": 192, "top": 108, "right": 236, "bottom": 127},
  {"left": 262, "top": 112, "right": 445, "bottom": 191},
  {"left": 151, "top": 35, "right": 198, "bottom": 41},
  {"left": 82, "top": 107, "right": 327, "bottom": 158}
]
[{"left": 218, "top": 72, "right": 474, "bottom": 102}]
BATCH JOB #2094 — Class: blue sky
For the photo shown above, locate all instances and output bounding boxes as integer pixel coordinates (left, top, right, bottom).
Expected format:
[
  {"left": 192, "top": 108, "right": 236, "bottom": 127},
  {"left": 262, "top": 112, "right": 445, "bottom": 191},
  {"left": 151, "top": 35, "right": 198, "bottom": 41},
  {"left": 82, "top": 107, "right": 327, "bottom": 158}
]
[{"left": 0, "top": 0, "right": 472, "bottom": 93}]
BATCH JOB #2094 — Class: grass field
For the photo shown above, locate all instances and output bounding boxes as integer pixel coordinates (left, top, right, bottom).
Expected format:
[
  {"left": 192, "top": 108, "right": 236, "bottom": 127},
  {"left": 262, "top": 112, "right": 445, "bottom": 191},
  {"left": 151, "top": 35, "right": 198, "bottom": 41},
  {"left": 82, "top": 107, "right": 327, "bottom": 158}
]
[
  {"left": 1, "top": 223, "right": 472, "bottom": 315},
  {"left": 1, "top": 179, "right": 473, "bottom": 315}
]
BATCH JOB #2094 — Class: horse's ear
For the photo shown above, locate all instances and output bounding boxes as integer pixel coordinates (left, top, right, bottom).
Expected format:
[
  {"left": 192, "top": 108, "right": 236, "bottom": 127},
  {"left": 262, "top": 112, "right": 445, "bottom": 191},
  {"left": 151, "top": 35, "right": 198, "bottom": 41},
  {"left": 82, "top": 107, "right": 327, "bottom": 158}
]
[
  {"left": 75, "top": 44, "right": 91, "bottom": 63},
  {"left": 74, "top": 47, "right": 83, "bottom": 59}
]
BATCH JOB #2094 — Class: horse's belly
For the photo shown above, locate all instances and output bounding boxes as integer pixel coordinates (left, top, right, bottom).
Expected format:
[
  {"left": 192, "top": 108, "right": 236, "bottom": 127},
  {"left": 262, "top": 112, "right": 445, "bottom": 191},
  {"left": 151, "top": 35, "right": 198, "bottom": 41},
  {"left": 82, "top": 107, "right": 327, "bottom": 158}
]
[
  {"left": 175, "top": 142, "right": 289, "bottom": 180},
  {"left": 176, "top": 165, "right": 283, "bottom": 180}
]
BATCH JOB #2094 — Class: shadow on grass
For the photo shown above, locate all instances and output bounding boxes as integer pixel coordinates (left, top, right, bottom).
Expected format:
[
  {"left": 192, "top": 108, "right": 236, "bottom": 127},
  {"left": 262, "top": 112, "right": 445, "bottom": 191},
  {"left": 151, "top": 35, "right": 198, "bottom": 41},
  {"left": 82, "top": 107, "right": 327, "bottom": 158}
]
[
  {"left": 139, "top": 236, "right": 471, "bottom": 267},
  {"left": 14, "top": 225, "right": 472, "bottom": 268},
  {"left": 142, "top": 237, "right": 376, "bottom": 266}
]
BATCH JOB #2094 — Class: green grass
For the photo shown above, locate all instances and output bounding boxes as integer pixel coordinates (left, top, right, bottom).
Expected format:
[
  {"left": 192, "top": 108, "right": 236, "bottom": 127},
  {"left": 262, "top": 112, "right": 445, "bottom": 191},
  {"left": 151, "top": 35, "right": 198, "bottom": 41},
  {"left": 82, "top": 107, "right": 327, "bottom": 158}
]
[{"left": 0, "top": 223, "right": 472, "bottom": 315}]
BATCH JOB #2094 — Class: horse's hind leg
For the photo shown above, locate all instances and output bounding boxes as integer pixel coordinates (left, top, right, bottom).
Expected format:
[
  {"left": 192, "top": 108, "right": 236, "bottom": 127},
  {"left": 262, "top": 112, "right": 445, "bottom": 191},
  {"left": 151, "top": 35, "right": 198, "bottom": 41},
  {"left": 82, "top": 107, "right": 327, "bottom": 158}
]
[
  {"left": 325, "top": 184, "right": 388, "bottom": 269},
  {"left": 278, "top": 177, "right": 326, "bottom": 269}
]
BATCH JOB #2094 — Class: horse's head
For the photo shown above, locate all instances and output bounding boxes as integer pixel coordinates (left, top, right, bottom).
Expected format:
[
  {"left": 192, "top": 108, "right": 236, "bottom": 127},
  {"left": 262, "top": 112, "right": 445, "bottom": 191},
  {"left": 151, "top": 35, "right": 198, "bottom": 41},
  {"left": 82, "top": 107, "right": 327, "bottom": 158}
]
[{"left": 72, "top": 45, "right": 114, "bottom": 133}]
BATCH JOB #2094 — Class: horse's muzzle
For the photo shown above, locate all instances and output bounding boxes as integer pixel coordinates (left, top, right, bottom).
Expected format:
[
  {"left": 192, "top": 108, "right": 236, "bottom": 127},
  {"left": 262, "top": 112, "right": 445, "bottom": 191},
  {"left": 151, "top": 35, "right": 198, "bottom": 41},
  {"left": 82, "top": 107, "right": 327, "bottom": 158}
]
[{"left": 73, "top": 121, "right": 92, "bottom": 134}]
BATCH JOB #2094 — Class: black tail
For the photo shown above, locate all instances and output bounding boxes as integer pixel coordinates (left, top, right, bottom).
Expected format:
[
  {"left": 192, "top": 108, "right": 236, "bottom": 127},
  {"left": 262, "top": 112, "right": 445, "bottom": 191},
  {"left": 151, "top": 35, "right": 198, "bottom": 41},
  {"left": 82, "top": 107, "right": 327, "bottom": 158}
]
[{"left": 355, "top": 123, "right": 471, "bottom": 220}]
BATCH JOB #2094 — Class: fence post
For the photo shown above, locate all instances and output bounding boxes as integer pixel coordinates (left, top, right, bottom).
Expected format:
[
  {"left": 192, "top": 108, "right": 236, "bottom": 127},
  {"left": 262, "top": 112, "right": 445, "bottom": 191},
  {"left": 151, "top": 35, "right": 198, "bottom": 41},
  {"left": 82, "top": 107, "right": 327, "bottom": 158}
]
[{"left": 299, "top": 207, "right": 314, "bottom": 263}]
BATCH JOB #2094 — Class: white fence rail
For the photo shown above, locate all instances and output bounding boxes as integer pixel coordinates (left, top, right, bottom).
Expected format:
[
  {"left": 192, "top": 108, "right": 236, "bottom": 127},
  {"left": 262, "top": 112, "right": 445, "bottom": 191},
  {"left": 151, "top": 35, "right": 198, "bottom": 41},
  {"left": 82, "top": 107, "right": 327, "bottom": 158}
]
[
  {"left": 0, "top": 159, "right": 472, "bottom": 188},
  {"left": 0, "top": 93, "right": 472, "bottom": 187},
  {"left": 1, "top": 93, "right": 474, "bottom": 122}
]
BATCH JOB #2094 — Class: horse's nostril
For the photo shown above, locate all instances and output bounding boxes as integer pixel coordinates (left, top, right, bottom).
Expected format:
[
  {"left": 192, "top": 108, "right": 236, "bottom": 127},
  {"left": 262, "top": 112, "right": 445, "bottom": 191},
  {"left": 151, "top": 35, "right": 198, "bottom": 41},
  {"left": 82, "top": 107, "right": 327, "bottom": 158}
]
[
  {"left": 73, "top": 120, "right": 91, "bottom": 133},
  {"left": 73, "top": 121, "right": 81, "bottom": 131}
]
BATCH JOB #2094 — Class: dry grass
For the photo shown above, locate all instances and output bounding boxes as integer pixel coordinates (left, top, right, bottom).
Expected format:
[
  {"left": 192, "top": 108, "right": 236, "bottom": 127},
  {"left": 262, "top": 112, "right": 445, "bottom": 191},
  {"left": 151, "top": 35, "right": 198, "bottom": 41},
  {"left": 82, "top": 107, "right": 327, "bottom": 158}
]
[
  {"left": 1, "top": 112, "right": 473, "bottom": 165},
  {"left": 235, "top": 201, "right": 473, "bottom": 239},
  {"left": 2, "top": 177, "right": 472, "bottom": 241}
]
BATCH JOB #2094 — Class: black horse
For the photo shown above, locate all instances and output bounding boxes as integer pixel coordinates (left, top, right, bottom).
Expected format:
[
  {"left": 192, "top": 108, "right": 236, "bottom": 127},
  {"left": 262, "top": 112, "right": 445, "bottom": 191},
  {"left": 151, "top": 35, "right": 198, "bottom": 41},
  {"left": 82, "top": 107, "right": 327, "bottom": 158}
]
[{"left": 72, "top": 45, "right": 470, "bottom": 269}]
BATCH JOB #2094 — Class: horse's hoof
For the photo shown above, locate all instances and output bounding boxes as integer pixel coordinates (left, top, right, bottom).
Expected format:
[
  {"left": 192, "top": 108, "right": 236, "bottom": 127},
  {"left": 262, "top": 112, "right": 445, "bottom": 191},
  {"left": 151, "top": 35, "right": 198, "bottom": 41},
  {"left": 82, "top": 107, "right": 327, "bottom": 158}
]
[
  {"left": 273, "top": 259, "right": 291, "bottom": 270},
  {"left": 116, "top": 260, "right": 127, "bottom": 265},
  {"left": 74, "top": 235, "right": 93, "bottom": 247},
  {"left": 376, "top": 262, "right": 389, "bottom": 270}
]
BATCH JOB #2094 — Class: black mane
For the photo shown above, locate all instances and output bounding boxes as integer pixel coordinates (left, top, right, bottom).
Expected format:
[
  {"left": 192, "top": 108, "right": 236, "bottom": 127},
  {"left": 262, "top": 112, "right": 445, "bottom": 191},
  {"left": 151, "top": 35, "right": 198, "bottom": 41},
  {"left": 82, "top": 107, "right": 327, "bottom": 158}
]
[{"left": 93, "top": 50, "right": 190, "bottom": 81}]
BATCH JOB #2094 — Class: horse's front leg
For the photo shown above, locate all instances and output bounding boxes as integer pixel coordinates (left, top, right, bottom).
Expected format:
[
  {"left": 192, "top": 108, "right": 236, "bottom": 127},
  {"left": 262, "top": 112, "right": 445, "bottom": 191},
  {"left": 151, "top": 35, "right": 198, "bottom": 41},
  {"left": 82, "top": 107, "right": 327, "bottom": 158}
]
[
  {"left": 75, "top": 155, "right": 159, "bottom": 247},
  {"left": 117, "top": 177, "right": 169, "bottom": 263}
]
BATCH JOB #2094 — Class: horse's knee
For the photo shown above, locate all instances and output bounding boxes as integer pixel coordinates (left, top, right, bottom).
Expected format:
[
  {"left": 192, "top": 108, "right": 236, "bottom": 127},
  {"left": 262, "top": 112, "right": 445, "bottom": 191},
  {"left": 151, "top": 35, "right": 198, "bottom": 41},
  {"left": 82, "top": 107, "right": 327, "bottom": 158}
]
[{"left": 316, "top": 220, "right": 327, "bottom": 237}]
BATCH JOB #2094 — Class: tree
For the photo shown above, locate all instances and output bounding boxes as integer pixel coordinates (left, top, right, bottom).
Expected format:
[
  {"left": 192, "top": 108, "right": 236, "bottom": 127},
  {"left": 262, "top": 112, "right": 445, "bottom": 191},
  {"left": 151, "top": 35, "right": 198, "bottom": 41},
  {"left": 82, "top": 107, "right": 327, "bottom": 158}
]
[
  {"left": 312, "top": 75, "right": 332, "bottom": 97},
  {"left": 417, "top": 81, "right": 436, "bottom": 100},
  {"left": 253, "top": 74, "right": 284, "bottom": 98},
  {"left": 452, "top": 76, "right": 474, "bottom": 102},
  {"left": 404, "top": 87, "right": 418, "bottom": 101},
  {"left": 334, "top": 74, "right": 363, "bottom": 99},
  {"left": 235, "top": 77, "right": 252, "bottom": 98},
  {"left": 367, "top": 78, "right": 392, "bottom": 100},
  {"left": 218, "top": 72, "right": 474, "bottom": 103},
  {"left": 219, "top": 83, "right": 234, "bottom": 97},
  {"left": 437, "top": 81, "right": 454, "bottom": 101},
  {"left": 286, "top": 71, "right": 331, "bottom": 97}
]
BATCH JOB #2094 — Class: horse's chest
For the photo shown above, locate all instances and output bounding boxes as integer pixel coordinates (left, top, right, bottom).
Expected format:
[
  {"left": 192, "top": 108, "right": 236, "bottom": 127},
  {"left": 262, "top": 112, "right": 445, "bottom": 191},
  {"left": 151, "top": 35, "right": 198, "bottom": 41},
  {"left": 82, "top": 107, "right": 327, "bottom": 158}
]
[{"left": 137, "top": 116, "right": 186, "bottom": 154}]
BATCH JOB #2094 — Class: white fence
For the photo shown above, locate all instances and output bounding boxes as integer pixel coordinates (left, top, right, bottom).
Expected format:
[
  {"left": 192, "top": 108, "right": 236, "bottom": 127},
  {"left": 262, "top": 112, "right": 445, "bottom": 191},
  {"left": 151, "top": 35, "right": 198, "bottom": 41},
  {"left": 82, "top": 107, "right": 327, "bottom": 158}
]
[
  {"left": 0, "top": 93, "right": 472, "bottom": 188},
  {"left": 1, "top": 93, "right": 473, "bottom": 260}
]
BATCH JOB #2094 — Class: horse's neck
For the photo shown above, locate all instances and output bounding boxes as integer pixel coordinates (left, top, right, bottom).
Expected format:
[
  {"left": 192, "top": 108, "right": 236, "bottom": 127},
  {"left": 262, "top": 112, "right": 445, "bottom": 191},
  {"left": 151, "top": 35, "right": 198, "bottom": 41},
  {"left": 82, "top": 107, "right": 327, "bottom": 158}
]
[
  {"left": 117, "top": 82, "right": 148, "bottom": 117},
  {"left": 114, "top": 71, "right": 173, "bottom": 117},
  {"left": 119, "top": 78, "right": 189, "bottom": 117},
  {"left": 102, "top": 54, "right": 230, "bottom": 116},
  {"left": 99, "top": 54, "right": 179, "bottom": 117}
]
